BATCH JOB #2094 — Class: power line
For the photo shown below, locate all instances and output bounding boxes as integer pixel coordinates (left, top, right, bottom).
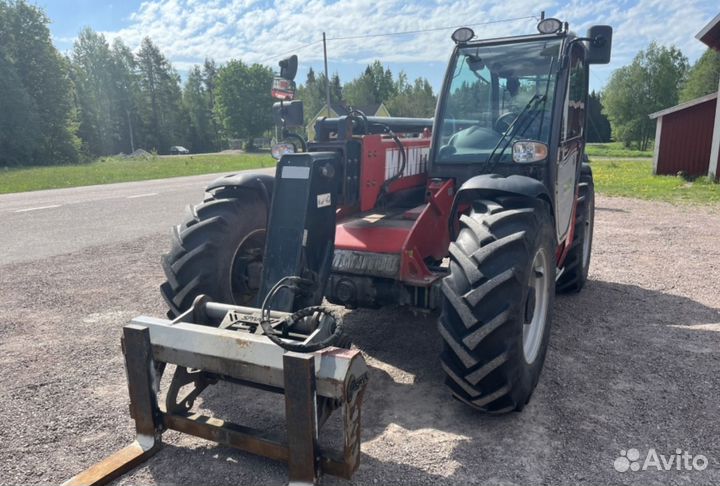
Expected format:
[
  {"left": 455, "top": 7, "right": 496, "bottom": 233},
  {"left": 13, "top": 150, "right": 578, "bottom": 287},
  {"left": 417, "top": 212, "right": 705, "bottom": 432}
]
[
  {"left": 259, "top": 15, "right": 538, "bottom": 66},
  {"left": 325, "top": 15, "right": 538, "bottom": 41},
  {"left": 259, "top": 39, "right": 323, "bottom": 65}
]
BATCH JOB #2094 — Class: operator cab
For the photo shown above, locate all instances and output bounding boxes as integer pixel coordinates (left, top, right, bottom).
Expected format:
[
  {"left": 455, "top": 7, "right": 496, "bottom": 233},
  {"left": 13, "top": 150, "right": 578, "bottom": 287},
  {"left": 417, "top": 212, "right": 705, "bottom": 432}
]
[
  {"left": 431, "top": 20, "right": 612, "bottom": 185},
  {"left": 436, "top": 38, "right": 560, "bottom": 164}
]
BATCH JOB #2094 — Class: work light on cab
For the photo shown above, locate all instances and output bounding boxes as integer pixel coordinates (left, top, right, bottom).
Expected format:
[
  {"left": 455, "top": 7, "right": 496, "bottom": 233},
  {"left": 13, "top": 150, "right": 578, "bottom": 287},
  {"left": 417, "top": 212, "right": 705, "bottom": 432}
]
[
  {"left": 451, "top": 27, "right": 474, "bottom": 44},
  {"left": 537, "top": 17, "right": 563, "bottom": 34}
]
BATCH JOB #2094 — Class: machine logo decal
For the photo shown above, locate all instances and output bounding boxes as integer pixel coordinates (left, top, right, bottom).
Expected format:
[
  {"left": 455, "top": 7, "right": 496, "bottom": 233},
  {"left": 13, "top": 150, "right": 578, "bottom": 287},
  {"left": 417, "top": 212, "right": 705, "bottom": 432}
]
[
  {"left": 317, "top": 193, "right": 331, "bottom": 208},
  {"left": 385, "top": 146, "right": 429, "bottom": 179}
]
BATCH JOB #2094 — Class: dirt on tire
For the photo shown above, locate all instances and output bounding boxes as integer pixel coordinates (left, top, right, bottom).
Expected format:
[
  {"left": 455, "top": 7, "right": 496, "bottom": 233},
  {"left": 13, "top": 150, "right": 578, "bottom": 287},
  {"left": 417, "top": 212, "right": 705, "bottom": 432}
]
[{"left": 1, "top": 195, "right": 719, "bottom": 485}]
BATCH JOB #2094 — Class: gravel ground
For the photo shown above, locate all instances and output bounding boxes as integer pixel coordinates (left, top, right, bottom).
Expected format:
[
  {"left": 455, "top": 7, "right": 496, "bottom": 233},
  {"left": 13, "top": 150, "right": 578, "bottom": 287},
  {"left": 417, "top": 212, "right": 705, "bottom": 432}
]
[{"left": 1, "top": 195, "right": 719, "bottom": 485}]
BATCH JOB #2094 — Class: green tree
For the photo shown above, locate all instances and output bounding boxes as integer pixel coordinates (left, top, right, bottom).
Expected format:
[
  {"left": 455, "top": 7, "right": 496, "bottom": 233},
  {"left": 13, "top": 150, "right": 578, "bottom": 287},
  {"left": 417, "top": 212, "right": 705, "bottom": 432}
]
[
  {"left": 0, "top": 0, "right": 79, "bottom": 166},
  {"left": 603, "top": 43, "right": 688, "bottom": 150},
  {"left": 679, "top": 48, "right": 720, "bottom": 102},
  {"left": 296, "top": 68, "right": 319, "bottom": 119},
  {"left": 343, "top": 74, "right": 376, "bottom": 107},
  {"left": 586, "top": 91, "right": 611, "bottom": 143},
  {"left": 0, "top": 50, "right": 41, "bottom": 166},
  {"left": 71, "top": 28, "right": 118, "bottom": 156},
  {"left": 296, "top": 68, "right": 342, "bottom": 119},
  {"left": 183, "top": 65, "right": 215, "bottom": 152},
  {"left": 343, "top": 60, "right": 397, "bottom": 107},
  {"left": 136, "top": 37, "right": 184, "bottom": 153},
  {"left": 202, "top": 58, "right": 223, "bottom": 149},
  {"left": 215, "top": 60, "right": 274, "bottom": 145},
  {"left": 110, "top": 38, "right": 142, "bottom": 154},
  {"left": 386, "top": 73, "right": 436, "bottom": 117}
]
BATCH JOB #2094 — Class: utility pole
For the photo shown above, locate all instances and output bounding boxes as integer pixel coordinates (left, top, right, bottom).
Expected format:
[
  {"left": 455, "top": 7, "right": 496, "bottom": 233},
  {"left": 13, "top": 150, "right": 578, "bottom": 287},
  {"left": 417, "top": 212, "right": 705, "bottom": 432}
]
[
  {"left": 127, "top": 109, "right": 135, "bottom": 153},
  {"left": 323, "top": 32, "right": 331, "bottom": 117}
]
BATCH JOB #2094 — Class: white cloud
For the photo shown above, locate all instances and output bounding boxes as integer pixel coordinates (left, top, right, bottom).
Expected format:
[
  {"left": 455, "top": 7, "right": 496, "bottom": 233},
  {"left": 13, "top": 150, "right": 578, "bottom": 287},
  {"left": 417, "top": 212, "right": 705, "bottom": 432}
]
[{"left": 96, "top": 0, "right": 717, "bottom": 88}]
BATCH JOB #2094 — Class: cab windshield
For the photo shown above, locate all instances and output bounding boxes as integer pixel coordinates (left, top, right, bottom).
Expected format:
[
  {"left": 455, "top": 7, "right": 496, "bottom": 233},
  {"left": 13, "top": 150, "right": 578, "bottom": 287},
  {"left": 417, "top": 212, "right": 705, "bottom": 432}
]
[{"left": 436, "top": 38, "right": 562, "bottom": 164}]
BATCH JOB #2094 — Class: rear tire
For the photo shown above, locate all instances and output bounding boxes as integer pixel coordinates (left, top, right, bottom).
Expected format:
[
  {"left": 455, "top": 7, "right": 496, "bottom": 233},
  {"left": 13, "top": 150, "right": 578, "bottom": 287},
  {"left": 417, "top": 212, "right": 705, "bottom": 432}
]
[
  {"left": 556, "top": 168, "right": 594, "bottom": 293},
  {"left": 439, "top": 197, "right": 556, "bottom": 413},
  {"left": 160, "top": 192, "right": 267, "bottom": 317}
]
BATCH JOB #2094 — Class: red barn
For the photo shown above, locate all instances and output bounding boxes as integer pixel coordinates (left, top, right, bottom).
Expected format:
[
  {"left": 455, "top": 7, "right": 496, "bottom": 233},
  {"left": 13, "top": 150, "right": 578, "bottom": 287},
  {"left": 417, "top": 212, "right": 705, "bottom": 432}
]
[
  {"left": 650, "top": 13, "right": 720, "bottom": 179},
  {"left": 649, "top": 93, "right": 718, "bottom": 177}
]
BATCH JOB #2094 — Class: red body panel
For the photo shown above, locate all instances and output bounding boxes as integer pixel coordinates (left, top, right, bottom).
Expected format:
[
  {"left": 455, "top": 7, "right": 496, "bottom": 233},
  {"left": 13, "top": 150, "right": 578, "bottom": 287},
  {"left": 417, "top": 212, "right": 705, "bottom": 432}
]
[
  {"left": 331, "top": 132, "right": 575, "bottom": 289},
  {"left": 334, "top": 178, "right": 455, "bottom": 287},
  {"left": 331, "top": 133, "right": 457, "bottom": 287},
  {"left": 359, "top": 134, "right": 431, "bottom": 212},
  {"left": 335, "top": 222, "right": 411, "bottom": 254},
  {"left": 398, "top": 178, "right": 454, "bottom": 285}
]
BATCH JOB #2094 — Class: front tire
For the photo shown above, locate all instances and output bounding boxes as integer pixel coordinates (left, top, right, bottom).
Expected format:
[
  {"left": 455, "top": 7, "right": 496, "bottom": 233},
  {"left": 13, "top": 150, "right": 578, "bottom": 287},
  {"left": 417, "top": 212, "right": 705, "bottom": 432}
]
[
  {"left": 160, "top": 192, "right": 267, "bottom": 317},
  {"left": 439, "top": 197, "right": 556, "bottom": 413}
]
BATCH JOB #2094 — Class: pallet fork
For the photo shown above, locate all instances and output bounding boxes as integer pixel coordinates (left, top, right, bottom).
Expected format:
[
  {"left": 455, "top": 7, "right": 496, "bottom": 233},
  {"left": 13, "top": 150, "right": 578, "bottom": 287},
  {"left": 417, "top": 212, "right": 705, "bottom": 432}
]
[{"left": 64, "top": 299, "right": 369, "bottom": 485}]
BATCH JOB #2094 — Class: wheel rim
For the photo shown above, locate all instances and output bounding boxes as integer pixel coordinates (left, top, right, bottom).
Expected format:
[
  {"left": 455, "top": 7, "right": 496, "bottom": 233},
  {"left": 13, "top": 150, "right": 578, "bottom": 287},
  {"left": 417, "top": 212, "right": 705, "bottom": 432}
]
[
  {"left": 582, "top": 194, "right": 594, "bottom": 270},
  {"left": 229, "top": 229, "right": 266, "bottom": 306},
  {"left": 523, "top": 247, "right": 550, "bottom": 364}
]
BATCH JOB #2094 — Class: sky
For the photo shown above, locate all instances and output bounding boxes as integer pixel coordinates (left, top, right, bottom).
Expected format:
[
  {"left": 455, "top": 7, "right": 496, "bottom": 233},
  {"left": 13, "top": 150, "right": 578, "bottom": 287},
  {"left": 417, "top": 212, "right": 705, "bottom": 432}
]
[{"left": 41, "top": 0, "right": 719, "bottom": 93}]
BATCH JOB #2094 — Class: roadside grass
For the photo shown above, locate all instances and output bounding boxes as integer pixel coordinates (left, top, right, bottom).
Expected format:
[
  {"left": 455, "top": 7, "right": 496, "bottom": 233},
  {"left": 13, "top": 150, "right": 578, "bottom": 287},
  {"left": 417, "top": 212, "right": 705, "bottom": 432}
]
[
  {"left": 4, "top": 151, "right": 718, "bottom": 205},
  {"left": 586, "top": 142, "right": 653, "bottom": 158},
  {"left": 590, "top": 158, "right": 720, "bottom": 204},
  {"left": 0, "top": 153, "right": 274, "bottom": 194}
]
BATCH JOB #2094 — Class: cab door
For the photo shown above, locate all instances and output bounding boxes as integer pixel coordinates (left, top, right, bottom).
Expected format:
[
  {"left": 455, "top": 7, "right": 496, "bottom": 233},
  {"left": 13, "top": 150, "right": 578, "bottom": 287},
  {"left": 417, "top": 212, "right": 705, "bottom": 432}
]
[{"left": 555, "top": 44, "right": 588, "bottom": 244}]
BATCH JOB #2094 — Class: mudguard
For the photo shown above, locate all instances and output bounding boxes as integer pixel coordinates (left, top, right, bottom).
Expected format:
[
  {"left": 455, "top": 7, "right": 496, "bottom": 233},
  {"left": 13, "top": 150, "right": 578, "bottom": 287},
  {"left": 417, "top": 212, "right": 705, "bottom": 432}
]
[
  {"left": 454, "top": 173, "right": 551, "bottom": 205},
  {"left": 205, "top": 172, "right": 274, "bottom": 207},
  {"left": 581, "top": 162, "right": 592, "bottom": 177},
  {"left": 449, "top": 174, "right": 553, "bottom": 238}
]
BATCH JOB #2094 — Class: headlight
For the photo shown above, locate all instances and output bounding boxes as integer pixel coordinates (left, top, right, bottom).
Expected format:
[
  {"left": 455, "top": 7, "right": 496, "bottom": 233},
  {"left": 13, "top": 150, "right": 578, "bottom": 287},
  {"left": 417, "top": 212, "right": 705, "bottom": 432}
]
[{"left": 512, "top": 140, "right": 548, "bottom": 163}]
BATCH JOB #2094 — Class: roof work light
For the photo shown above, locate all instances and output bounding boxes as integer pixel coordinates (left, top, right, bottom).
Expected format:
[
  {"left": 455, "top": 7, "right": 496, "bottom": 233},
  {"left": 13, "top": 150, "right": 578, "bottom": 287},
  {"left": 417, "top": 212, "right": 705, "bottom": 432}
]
[
  {"left": 537, "top": 18, "right": 563, "bottom": 34},
  {"left": 451, "top": 27, "right": 475, "bottom": 44}
]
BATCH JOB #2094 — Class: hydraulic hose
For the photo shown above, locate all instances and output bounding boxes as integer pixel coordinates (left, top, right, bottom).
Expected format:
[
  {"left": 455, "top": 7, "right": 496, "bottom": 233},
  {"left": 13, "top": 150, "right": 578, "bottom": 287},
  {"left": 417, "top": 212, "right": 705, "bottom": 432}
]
[
  {"left": 283, "top": 131, "right": 307, "bottom": 152},
  {"left": 259, "top": 276, "right": 344, "bottom": 353}
]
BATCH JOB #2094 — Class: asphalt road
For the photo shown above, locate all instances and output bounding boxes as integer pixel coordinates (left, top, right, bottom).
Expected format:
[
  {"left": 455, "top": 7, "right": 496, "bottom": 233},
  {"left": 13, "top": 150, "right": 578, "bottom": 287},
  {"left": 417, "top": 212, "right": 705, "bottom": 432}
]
[{"left": 0, "top": 169, "right": 273, "bottom": 265}]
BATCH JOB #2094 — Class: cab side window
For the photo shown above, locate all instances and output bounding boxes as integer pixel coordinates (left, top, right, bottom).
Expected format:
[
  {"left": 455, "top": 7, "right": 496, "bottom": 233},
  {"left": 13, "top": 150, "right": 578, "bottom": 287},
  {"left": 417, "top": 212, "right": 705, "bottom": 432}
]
[{"left": 562, "top": 45, "right": 587, "bottom": 140}]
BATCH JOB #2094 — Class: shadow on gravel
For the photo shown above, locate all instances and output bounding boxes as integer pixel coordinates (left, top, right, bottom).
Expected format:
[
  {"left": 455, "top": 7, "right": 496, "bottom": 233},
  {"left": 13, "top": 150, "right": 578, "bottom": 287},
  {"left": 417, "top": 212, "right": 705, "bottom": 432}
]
[{"left": 139, "top": 278, "right": 720, "bottom": 485}]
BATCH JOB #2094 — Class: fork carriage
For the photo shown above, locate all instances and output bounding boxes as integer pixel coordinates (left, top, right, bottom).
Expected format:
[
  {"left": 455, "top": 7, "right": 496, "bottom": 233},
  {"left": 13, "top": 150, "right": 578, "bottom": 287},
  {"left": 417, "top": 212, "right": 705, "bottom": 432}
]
[{"left": 64, "top": 299, "right": 368, "bottom": 486}]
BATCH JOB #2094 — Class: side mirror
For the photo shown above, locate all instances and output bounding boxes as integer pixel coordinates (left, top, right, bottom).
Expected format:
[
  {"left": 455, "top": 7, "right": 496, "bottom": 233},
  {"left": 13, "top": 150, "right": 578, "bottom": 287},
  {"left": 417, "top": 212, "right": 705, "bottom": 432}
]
[
  {"left": 512, "top": 140, "right": 548, "bottom": 163},
  {"left": 271, "top": 142, "right": 295, "bottom": 160},
  {"left": 272, "top": 55, "right": 299, "bottom": 100},
  {"left": 586, "top": 25, "right": 612, "bottom": 64},
  {"left": 273, "top": 100, "right": 304, "bottom": 128},
  {"left": 279, "top": 55, "right": 298, "bottom": 81},
  {"left": 271, "top": 77, "right": 296, "bottom": 101}
]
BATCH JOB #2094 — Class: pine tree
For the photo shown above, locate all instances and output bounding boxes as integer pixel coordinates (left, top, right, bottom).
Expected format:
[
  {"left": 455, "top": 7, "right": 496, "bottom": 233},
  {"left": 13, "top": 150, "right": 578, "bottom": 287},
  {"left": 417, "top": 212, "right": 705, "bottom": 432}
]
[
  {"left": 386, "top": 73, "right": 436, "bottom": 117},
  {"left": 586, "top": 91, "right": 611, "bottom": 143},
  {"left": 0, "top": 0, "right": 79, "bottom": 166},
  {"left": 110, "top": 38, "right": 142, "bottom": 154},
  {"left": 136, "top": 37, "right": 184, "bottom": 153},
  {"left": 0, "top": 50, "right": 41, "bottom": 166},
  {"left": 183, "top": 65, "right": 215, "bottom": 152},
  {"left": 680, "top": 48, "right": 720, "bottom": 102},
  {"left": 71, "top": 28, "right": 118, "bottom": 156},
  {"left": 344, "top": 60, "right": 397, "bottom": 107},
  {"left": 202, "top": 58, "right": 222, "bottom": 149}
]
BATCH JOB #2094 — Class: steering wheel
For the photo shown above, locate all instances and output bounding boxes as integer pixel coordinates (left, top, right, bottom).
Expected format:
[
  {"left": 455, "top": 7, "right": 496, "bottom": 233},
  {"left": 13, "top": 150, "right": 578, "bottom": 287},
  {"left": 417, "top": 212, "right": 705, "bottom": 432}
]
[{"left": 494, "top": 112, "right": 518, "bottom": 133}]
